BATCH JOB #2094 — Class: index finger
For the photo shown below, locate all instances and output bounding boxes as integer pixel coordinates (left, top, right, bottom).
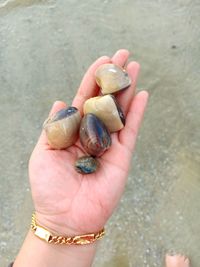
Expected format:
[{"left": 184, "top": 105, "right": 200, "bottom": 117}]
[{"left": 72, "top": 56, "right": 111, "bottom": 113}]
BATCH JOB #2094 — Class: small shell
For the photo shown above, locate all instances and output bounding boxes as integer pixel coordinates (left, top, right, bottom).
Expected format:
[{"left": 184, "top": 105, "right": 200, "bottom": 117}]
[
  {"left": 43, "top": 107, "right": 81, "bottom": 149},
  {"left": 83, "top": 94, "right": 125, "bottom": 132},
  {"left": 75, "top": 156, "right": 99, "bottom": 174},
  {"left": 79, "top": 113, "right": 111, "bottom": 157},
  {"left": 95, "top": 63, "right": 131, "bottom": 94}
]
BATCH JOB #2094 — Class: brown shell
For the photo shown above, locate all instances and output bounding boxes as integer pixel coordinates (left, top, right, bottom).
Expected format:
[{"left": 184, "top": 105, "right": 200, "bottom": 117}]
[
  {"left": 95, "top": 63, "right": 131, "bottom": 94},
  {"left": 75, "top": 156, "right": 99, "bottom": 174},
  {"left": 83, "top": 94, "right": 125, "bottom": 132},
  {"left": 79, "top": 113, "right": 111, "bottom": 157},
  {"left": 43, "top": 107, "right": 81, "bottom": 149}
]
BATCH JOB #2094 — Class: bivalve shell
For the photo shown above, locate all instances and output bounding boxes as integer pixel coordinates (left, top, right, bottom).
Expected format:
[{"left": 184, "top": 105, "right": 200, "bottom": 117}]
[
  {"left": 43, "top": 107, "right": 81, "bottom": 149},
  {"left": 79, "top": 113, "right": 111, "bottom": 157},
  {"left": 75, "top": 156, "right": 99, "bottom": 174},
  {"left": 83, "top": 94, "right": 125, "bottom": 132},
  {"left": 95, "top": 63, "right": 131, "bottom": 94}
]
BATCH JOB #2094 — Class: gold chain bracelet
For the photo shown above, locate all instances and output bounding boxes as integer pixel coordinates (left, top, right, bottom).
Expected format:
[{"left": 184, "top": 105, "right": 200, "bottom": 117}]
[{"left": 31, "top": 213, "right": 105, "bottom": 245}]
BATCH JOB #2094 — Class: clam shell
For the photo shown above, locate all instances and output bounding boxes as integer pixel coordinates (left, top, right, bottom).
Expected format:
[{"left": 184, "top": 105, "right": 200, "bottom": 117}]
[
  {"left": 83, "top": 95, "right": 125, "bottom": 132},
  {"left": 95, "top": 63, "right": 131, "bottom": 94},
  {"left": 43, "top": 107, "right": 81, "bottom": 149},
  {"left": 75, "top": 156, "right": 99, "bottom": 174},
  {"left": 79, "top": 113, "right": 111, "bottom": 157}
]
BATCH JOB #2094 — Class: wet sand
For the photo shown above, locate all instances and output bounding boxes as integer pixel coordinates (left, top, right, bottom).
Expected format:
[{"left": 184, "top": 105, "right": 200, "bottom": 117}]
[{"left": 0, "top": 0, "right": 199, "bottom": 266}]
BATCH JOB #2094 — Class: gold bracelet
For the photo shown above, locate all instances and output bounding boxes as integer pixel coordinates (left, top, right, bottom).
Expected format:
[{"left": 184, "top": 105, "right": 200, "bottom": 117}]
[{"left": 31, "top": 213, "right": 105, "bottom": 245}]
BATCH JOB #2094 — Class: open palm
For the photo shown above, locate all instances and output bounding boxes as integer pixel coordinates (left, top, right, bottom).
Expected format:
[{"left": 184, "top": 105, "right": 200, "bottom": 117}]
[{"left": 29, "top": 50, "right": 148, "bottom": 236}]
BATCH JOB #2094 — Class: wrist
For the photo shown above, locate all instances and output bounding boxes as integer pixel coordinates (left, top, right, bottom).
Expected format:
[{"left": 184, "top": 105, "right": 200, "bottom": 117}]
[
  {"left": 14, "top": 230, "right": 97, "bottom": 267},
  {"left": 31, "top": 212, "right": 105, "bottom": 246},
  {"left": 35, "top": 210, "right": 105, "bottom": 237},
  {"left": 35, "top": 211, "right": 80, "bottom": 236}
]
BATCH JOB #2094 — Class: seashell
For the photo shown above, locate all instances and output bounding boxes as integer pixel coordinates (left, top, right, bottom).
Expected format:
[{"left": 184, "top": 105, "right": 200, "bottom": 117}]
[
  {"left": 43, "top": 106, "right": 81, "bottom": 149},
  {"left": 95, "top": 63, "right": 131, "bottom": 95},
  {"left": 75, "top": 156, "right": 99, "bottom": 174},
  {"left": 83, "top": 94, "right": 125, "bottom": 132},
  {"left": 79, "top": 113, "right": 111, "bottom": 157}
]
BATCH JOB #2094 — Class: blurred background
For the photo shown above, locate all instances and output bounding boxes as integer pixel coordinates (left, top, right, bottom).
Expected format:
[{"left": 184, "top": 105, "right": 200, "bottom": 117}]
[{"left": 0, "top": 0, "right": 199, "bottom": 266}]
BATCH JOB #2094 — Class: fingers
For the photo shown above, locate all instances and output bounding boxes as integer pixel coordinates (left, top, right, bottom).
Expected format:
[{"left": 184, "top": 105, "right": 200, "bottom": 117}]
[
  {"left": 72, "top": 49, "right": 130, "bottom": 114},
  {"left": 116, "top": 61, "right": 140, "bottom": 115},
  {"left": 72, "top": 56, "right": 111, "bottom": 112},
  {"left": 36, "top": 101, "right": 67, "bottom": 147},
  {"left": 35, "top": 49, "right": 132, "bottom": 149},
  {"left": 165, "top": 254, "right": 190, "bottom": 267},
  {"left": 119, "top": 91, "right": 149, "bottom": 152},
  {"left": 48, "top": 100, "right": 67, "bottom": 116},
  {"left": 111, "top": 49, "right": 130, "bottom": 67},
  {"left": 112, "top": 50, "right": 140, "bottom": 116}
]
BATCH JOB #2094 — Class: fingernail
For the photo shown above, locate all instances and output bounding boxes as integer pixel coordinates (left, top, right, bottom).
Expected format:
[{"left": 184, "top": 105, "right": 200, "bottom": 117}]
[
  {"left": 117, "top": 48, "right": 129, "bottom": 54},
  {"left": 52, "top": 100, "right": 62, "bottom": 107}
]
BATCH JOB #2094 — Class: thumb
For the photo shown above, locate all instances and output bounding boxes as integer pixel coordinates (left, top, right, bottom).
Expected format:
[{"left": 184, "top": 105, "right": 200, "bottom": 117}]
[{"left": 48, "top": 100, "right": 67, "bottom": 117}]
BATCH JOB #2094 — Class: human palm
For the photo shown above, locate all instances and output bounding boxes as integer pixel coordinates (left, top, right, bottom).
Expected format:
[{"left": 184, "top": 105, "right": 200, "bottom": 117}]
[{"left": 29, "top": 50, "right": 148, "bottom": 236}]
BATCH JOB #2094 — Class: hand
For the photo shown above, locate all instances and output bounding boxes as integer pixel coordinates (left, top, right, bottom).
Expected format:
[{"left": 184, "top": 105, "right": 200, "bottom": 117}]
[{"left": 29, "top": 49, "right": 148, "bottom": 236}]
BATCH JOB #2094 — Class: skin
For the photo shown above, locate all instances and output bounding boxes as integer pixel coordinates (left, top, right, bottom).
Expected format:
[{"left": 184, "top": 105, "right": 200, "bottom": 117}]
[
  {"left": 165, "top": 254, "right": 190, "bottom": 267},
  {"left": 14, "top": 49, "right": 149, "bottom": 267}
]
